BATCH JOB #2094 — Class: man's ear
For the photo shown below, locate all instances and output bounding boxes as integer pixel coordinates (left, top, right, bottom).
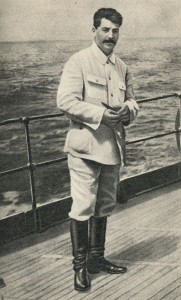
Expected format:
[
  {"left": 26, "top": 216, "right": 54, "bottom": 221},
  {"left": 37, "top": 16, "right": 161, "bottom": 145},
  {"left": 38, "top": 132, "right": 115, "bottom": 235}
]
[{"left": 92, "top": 27, "right": 96, "bottom": 38}]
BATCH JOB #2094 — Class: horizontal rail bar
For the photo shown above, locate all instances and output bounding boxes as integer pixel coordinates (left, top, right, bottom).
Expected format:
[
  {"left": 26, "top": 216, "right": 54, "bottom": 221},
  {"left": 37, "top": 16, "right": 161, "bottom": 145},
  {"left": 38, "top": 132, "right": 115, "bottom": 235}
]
[
  {"left": 0, "top": 117, "right": 22, "bottom": 126},
  {"left": 126, "top": 129, "right": 181, "bottom": 144},
  {"left": 28, "top": 113, "right": 64, "bottom": 121},
  {"left": 0, "top": 157, "right": 67, "bottom": 177},
  {"left": 36, "top": 157, "right": 67, "bottom": 168},
  {"left": 0, "top": 165, "right": 28, "bottom": 177},
  {"left": 137, "top": 92, "right": 181, "bottom": 104},
  {"left": 0, "top": 113, "right": 64, "bottom": 127}
]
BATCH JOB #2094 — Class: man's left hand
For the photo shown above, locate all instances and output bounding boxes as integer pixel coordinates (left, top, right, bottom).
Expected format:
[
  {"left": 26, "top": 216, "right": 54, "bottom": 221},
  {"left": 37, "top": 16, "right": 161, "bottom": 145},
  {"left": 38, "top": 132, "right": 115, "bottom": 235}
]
[{"left": 118, "top": 104, "right": 130, "bottom": 123}]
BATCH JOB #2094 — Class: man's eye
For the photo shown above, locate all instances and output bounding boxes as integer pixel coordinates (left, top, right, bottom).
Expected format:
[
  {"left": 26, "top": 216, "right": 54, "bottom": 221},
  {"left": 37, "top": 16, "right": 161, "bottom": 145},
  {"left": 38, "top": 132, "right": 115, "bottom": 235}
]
[{"left": 102, "top": 29, "right": 109, "bottom": 32}]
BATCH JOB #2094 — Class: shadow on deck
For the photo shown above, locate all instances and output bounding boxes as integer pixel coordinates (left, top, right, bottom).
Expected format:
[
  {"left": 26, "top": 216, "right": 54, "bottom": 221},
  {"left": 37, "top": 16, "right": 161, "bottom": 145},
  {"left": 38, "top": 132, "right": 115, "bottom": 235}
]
[{"left": 0, "top": 181, "right": 181, "bottom": 300}]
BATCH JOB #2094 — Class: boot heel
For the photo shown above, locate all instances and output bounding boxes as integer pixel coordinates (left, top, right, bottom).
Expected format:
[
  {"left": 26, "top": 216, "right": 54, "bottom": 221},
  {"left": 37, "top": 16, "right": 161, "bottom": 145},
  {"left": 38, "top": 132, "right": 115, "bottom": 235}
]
[{"left": 74, "top": 266, "right": 91, "bottom": 291}]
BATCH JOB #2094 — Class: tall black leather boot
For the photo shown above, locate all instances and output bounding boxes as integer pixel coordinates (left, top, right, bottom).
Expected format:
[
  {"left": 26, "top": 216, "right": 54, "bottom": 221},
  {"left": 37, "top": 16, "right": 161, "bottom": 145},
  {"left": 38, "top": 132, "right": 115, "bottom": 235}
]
[
  {"left": 70, "top": 219, "right": 91, "bottom": 291},
  {"left": 87, "top": 216, "right": 127, "bottom": 274}
]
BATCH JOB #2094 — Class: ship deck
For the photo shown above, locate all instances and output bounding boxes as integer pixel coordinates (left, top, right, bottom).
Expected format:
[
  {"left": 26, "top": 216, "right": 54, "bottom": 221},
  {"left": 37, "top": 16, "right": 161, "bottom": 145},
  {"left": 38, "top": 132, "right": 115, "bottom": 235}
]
[{"left": 0, "top": 180, "right": 181, "bottom": 300}]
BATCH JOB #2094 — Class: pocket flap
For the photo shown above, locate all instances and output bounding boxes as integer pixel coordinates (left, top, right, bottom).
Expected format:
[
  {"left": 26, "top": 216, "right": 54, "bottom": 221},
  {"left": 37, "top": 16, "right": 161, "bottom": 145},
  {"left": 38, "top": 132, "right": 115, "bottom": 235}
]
[
  {"left": 118, "top": 81, "right": 126, "bottom": 90},
  {"left": 87, "top": 74, "right": 106, "bottom": 86}
]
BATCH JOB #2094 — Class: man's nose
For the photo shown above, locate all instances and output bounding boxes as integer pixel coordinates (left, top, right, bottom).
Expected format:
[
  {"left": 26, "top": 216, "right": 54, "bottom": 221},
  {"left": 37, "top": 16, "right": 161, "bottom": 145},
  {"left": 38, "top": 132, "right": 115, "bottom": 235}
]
[{"left": 108, "top": 30, "right": 113, "bottom": 38}]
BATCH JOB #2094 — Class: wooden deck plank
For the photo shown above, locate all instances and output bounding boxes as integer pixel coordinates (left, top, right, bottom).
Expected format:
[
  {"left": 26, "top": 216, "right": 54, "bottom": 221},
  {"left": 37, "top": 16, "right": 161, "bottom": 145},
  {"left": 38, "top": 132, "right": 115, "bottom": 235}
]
[
  {"left": 14, "top": 264, "right": 72, "bottom": 299},
  {"left": 174, "top": 293, "right": 181, "bottom": 300},
  {"left": 128, "top": 266, "right": 181, "bottom": 300},
  {"left": 114, "top": 267, "right": 174, "bottom": 300},
  {"left": 148, "top": 279, "right": 181, "bottom": 300},
  {"left": 3, "top": 260, "right": 70, "bottom": 296},
  {"left": 79, "top": 266, "right": 160, "bottom": 300},
  {"left": 0, "top": 181, "right": 181, "bottom": 300},
  {"left": 92, "top": 266, "right": 169, "bottom": 300}
]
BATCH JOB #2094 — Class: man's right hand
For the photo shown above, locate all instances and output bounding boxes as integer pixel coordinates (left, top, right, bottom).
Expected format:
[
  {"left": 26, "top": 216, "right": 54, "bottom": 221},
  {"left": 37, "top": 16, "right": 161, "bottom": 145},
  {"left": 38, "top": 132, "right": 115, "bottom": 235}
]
[{"left": 101, "top": 109, "right": 121, "bottom": 128}]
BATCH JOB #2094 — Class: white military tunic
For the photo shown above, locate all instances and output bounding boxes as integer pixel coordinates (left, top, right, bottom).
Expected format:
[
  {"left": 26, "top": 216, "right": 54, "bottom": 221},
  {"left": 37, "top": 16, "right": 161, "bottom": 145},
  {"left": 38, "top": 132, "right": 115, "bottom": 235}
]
[{"left": 57, "top": 41, "right": 138, "bottom": 165}]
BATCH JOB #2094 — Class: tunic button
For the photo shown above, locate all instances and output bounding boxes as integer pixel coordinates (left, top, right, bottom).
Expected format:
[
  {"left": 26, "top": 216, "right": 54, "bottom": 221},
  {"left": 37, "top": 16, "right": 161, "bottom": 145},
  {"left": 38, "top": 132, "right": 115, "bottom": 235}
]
[
  {"left": 109, "top": 76, "right": 111, "bottom": 80},
  {"left": 111, "top": 93, "right": 113, "bottom": 97}
]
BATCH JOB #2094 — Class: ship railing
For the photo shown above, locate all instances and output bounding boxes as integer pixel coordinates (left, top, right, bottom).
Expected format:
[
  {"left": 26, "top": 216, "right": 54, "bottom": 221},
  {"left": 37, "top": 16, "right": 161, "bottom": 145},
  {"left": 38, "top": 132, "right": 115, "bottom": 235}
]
[{"left": 0, "top": 92, "right": 181, "bottom": 238}]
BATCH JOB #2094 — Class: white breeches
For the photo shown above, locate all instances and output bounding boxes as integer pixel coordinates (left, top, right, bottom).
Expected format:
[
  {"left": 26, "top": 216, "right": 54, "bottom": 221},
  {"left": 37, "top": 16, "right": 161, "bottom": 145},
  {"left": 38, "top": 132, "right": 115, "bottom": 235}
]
[{"left": 68, "top": 154, "right": 120, "bottom": 221}]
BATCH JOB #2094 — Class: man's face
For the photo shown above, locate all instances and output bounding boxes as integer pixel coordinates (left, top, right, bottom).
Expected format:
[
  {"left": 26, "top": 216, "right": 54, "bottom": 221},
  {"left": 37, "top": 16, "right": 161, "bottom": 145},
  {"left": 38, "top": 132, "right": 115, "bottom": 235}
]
[{"left": 93, "top": 18, "right": 120, "bottom": 56}]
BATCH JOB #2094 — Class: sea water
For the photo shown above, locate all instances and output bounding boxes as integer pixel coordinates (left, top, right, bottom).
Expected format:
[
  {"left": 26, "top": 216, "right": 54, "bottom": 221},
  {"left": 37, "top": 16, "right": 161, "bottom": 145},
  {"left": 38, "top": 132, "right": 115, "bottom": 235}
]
[{"left": 0, "top": 38, "right": 181, "bottom": 218}]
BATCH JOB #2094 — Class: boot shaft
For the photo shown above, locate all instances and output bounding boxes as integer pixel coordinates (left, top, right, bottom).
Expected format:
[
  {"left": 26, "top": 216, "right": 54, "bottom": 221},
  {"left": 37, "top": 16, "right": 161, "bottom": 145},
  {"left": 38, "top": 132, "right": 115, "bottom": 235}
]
[
  {"left": 89, "top": 216, "right": 107, "bottom": 256},
  {"left": 70, "top": 219, "right": 91, "bottom": 291},
  {"left": 70, "top": 219, "right": 88, "bottom": 255},
  {"left": 70, "top": 219, "right": 89, "bottom": 270},
  {"left": 88, "top": 216, "right": 107, "bottom": 273}
]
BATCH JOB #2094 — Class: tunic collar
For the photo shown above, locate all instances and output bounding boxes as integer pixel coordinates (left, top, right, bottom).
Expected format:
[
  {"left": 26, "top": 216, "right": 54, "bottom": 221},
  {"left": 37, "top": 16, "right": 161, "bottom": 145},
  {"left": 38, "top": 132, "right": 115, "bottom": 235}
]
[{"left": 91, "top": 41, "right": 115, "bottom": 65}]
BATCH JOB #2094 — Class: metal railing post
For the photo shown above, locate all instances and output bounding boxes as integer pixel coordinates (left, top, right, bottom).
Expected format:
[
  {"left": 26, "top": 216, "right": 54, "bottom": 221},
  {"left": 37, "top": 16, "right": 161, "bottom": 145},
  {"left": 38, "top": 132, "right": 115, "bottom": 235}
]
[{"left": 21, "top": 117, "right": 39, "bottom": 232}]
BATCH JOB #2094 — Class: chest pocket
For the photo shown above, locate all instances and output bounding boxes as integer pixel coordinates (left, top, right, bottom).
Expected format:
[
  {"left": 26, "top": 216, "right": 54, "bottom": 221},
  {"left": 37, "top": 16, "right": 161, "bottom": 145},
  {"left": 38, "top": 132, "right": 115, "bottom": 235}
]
[{"left": 87, "top": 74, "right": 107, "bottom": 100}]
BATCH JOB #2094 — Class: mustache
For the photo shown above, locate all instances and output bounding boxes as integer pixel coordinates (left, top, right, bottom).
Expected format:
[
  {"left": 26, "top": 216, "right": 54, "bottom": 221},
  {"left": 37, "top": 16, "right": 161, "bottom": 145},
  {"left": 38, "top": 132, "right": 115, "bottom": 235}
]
[{"left": 103, "top": 39, "right": 115, "bottom": 44}]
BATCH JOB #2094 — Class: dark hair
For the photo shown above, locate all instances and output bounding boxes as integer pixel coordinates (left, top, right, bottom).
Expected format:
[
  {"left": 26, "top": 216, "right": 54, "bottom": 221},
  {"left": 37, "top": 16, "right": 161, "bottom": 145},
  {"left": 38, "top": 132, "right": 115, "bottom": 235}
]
[{"left": 93, "top": 8, "right": 123, "bottom": 29}]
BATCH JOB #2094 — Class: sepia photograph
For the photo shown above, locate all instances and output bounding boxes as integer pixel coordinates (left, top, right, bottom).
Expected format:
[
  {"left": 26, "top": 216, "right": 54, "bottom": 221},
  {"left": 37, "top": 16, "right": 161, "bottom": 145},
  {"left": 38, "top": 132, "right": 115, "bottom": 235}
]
[{"left": 0, "top": 0, "right": 181, "bottom": 299}]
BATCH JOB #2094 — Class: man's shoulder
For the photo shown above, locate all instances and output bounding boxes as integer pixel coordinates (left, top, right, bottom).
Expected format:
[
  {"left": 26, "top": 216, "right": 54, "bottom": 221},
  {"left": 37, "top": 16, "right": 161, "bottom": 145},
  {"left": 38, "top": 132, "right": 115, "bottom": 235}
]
[
  {"left": 68, "top": 46, "right": 92, "bottom": 62},
  {"left": 115, "top": 54, "right": 127, "bottom": 67},
  {"left": 115, "top": 55, "right": 128, "bottom": 74}
]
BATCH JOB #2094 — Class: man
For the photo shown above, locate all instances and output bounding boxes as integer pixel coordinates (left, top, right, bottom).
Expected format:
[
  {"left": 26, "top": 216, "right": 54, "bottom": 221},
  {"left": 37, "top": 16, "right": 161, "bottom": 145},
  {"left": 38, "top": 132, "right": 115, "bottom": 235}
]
[{"left": 57, "top": 8, "right": 138, "bottom": 292}]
